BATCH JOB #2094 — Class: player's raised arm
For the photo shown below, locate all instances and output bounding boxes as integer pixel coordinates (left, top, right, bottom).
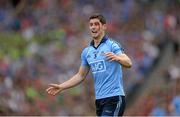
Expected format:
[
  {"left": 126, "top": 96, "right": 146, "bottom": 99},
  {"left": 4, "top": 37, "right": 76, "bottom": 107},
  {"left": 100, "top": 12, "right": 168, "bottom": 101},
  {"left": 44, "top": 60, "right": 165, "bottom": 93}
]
[
  {"left": 105, "top": 52, "right": 132, "bottom": 68},
  {"left": 46, "top": 66, "right": 90, "bottom": 96},
  {"left": 117, "top": 53, "right": 132, "bottom": 68}
]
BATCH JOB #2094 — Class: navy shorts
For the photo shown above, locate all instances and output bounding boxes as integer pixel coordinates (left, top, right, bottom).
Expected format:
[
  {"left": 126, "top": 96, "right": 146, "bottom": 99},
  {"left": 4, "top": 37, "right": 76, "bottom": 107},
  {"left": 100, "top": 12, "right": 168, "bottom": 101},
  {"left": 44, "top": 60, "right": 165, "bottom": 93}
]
[{"left": 95, "top": 95, "right": 126, "bottom": 116}]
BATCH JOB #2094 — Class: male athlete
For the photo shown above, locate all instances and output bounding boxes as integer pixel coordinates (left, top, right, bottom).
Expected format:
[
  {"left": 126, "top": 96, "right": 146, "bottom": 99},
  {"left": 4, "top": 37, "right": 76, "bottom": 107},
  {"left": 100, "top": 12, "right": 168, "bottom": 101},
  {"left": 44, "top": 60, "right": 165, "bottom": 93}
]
[{"left": 46, "top": 14, "right": 132, "bottom": 116}]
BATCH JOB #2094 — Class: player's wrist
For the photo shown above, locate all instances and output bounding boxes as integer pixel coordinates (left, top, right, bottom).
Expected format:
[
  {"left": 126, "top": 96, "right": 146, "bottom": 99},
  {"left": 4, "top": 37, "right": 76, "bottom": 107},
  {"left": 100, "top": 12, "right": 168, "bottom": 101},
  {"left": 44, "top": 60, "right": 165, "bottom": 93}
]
[
  {"left": 115, "top": 55, "right": 120, "bottom": 61},
  {"left": 59, "top": 83, "right": 71, "bottom": 90},
  {"left": 58, "top": 84, "right": 65, "bottom": 90}
]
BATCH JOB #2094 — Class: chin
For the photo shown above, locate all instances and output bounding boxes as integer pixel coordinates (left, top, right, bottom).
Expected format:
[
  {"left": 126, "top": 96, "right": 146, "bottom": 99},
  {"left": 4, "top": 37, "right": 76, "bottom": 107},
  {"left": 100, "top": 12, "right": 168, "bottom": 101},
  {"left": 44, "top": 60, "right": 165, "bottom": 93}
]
[
  {"left": 93, "top": 36, "right": 99, "bottom": 39},
  {"left": 91, "top": 34, "right": 99, "bottom": 39}
]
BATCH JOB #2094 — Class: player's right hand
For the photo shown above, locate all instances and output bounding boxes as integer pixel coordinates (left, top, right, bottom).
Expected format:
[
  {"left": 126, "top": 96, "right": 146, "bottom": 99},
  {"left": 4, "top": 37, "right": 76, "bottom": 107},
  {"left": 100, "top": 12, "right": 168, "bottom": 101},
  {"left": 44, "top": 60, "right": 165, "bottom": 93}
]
[{"left": 46, "top": 84, "right": 63, "bottom": 96}]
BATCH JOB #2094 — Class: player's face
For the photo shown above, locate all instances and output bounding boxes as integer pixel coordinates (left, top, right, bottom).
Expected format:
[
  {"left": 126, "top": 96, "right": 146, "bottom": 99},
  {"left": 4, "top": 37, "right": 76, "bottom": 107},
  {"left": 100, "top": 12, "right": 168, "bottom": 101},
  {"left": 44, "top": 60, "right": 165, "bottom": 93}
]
[{"left": 89, "top": 18, "right": 106, "bottom": 39}]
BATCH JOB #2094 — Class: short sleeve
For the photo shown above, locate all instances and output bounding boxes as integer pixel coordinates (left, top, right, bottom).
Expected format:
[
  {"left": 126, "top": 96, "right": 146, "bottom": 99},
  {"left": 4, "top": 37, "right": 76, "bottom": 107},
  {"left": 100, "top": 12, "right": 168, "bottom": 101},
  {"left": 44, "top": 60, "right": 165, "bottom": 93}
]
[
  {"left": 112, "top": 42, "right": 124, "bottom": 55},
  {"left": 81, "top": 48, "right": 89, "bottom": 67}
]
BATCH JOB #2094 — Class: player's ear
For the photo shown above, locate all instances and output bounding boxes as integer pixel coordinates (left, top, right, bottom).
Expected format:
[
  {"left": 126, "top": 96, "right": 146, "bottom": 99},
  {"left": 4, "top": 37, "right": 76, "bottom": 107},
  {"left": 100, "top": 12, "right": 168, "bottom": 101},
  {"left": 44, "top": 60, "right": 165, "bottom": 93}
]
[{"left": 102, "top": 24, "right": 107, "bottom": 30}]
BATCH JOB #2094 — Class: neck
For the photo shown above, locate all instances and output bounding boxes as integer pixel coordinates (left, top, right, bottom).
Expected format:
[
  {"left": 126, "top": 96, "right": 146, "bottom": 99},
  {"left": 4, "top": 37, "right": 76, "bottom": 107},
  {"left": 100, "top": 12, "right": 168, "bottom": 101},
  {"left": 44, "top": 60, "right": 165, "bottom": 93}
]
[{"left": 93, "top": 33, "right": 105, "bottom": 47}]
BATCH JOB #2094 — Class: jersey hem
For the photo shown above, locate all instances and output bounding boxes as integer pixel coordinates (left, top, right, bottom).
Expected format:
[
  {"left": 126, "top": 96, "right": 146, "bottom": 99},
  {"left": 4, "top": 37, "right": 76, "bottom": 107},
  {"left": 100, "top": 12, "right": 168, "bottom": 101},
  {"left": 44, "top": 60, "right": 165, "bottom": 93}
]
[{"left": 95, "top": 93, "right": 125, "bottom": 100}]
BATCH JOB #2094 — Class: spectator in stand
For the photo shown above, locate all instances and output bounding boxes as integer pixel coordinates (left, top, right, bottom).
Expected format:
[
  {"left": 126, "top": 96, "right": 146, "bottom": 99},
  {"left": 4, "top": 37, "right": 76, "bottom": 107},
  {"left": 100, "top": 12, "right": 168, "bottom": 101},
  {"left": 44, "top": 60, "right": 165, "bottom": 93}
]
[
  {"left": 169, "top": 79, "right": 180, "bottom": 116},
  {"left": 150, "top": 99, "right": 168, "bottom": 116}
]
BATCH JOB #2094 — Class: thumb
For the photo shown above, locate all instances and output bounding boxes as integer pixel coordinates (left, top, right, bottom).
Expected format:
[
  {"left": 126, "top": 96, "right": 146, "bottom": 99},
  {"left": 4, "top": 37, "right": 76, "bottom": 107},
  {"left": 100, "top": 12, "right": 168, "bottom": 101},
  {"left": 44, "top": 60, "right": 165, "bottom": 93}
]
[{"left": 48, "top": 84, "right": 60, "bottom": 88}]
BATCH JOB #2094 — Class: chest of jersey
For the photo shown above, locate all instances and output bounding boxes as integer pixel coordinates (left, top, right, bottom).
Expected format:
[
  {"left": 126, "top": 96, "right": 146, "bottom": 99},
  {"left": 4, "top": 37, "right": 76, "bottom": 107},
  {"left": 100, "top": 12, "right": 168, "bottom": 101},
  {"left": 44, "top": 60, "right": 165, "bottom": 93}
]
[{"left": 86, "top": 44, "right": 111, "bottom": 74}]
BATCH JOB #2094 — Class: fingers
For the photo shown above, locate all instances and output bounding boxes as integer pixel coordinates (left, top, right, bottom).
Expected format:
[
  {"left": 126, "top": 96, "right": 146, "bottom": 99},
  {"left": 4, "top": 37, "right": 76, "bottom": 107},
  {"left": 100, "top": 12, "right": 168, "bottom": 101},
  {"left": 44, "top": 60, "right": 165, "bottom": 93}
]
[
  {"left": 104, "top": 52, "right": 114, "bottom": 58},
  {"left": 53, "top": 90, "right": 60, "bottom": 96},
  {"left": 46, "top": 87, "right": 60, "bottom": 96},
  {"left": 46, "top": 84, "right": 61, "bottom": 96},
  {"left": 107, "top": 58, "right": 116, "bottom": 61},
  {"left": 46, "top": 87, "right": 54, "bottom": 94},
  {"left": 48, "top": 89, "right": 60, "bottom": 96},
  {"left": 46, "top": 87, "right": 54, "bottom": 92},
  {"left": 104, "top": 52, "right": 117, "bottom": 61}
]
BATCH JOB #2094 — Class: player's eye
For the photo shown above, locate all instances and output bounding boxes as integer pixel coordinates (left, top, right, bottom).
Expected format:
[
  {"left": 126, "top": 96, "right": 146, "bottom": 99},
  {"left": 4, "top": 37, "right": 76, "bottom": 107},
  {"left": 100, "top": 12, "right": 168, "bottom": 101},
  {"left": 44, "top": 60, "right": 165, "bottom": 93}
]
[
  {"left": 89, "top": 23, "right": 93, "bottom": 26},
  {"left": 95, "top": 22, "right": 99, "bottom": 26}
]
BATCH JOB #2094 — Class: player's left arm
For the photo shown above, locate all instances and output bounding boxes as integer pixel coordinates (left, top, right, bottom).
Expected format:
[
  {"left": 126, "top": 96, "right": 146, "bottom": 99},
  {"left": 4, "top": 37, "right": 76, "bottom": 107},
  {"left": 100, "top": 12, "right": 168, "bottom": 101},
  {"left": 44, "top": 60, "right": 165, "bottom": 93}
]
[{"left": 105, "top": 52, "right": 132, "bottom": 68}]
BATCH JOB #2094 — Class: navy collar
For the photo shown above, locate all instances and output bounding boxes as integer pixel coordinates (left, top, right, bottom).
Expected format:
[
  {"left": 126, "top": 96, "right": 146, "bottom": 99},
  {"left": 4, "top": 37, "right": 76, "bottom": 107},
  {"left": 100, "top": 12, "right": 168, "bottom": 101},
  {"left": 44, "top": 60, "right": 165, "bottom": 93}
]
[{"left": 90, "top": 35, "right": 108, "bottom": 49}]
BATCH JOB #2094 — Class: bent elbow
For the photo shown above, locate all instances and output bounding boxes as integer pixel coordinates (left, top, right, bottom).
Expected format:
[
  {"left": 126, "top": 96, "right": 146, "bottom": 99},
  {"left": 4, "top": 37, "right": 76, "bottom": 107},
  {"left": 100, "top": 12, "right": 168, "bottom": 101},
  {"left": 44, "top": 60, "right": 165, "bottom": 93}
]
[
  {"left": 126, "top": 60, "right": 132, "bottom": 68},
  {"left": 128, "top": 61, "right": 132, "bottom": 68}
]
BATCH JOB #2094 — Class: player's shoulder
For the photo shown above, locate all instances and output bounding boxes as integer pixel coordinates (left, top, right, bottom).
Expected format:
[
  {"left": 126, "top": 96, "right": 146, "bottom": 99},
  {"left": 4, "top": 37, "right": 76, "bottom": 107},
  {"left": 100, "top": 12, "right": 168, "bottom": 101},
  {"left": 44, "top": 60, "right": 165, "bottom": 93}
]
[
  {"left": 81, "top": 45, "right": 91, "bottom": 54},
  {"left": 106, "top": 38, "right": 122, "bottom": 47}
]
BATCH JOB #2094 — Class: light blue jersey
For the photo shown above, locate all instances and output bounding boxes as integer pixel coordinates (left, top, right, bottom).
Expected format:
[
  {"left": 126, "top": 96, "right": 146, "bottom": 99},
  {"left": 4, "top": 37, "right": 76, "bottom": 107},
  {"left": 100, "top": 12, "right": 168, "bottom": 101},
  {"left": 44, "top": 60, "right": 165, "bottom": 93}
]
[
  {"left": 171, "top": 95, "right": 180, "bottom": 115},
  {"left": 81, "top": 36, "right": 125, "bottom": 99}
]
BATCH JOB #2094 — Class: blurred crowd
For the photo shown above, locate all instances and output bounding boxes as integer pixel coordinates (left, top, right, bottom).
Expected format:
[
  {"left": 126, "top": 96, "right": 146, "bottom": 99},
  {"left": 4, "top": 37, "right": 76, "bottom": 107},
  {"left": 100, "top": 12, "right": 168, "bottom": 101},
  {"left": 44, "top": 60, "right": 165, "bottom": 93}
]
[
  {"left": 0, "top": 0, "right": 179, "bottom": 116},
  {"left": 126, "top": 55, "right": 180, "bottom": 116}
]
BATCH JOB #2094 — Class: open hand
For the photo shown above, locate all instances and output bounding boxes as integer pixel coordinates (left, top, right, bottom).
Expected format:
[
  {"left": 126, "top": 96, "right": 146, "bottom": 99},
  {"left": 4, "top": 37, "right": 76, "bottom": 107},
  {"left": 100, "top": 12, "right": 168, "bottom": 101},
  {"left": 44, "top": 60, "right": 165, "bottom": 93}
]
[{"left": 46, "top": 84, "right": 63, "bottom": 96}]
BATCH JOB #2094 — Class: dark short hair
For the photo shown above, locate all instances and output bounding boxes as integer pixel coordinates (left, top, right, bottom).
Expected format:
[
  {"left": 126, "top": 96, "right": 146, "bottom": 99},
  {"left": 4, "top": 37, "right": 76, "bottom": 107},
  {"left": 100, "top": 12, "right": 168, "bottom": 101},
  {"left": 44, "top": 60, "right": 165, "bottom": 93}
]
[{"left": 89, "top": 13, "right": 106, "bottom": 24}]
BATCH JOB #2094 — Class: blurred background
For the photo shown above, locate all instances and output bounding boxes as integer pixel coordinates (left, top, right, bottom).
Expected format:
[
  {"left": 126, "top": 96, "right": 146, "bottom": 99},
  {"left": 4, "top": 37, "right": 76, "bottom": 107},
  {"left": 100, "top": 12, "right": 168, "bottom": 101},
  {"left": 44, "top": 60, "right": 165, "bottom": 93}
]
[{"left": 0, "top": 0, "right": 180, "bottom": 116}]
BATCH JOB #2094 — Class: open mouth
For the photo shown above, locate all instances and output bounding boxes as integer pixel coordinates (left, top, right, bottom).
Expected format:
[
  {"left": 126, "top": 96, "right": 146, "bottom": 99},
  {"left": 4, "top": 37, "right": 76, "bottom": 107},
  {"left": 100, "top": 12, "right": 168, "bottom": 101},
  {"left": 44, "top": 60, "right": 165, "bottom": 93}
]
[{"left": 92, "top": 30, "right": 98, "bottom": 34}]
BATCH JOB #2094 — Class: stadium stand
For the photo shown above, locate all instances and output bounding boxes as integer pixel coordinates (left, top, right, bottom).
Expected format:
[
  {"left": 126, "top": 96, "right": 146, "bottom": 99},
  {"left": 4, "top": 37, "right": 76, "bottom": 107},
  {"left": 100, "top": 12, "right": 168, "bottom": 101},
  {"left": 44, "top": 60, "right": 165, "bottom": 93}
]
[{"left": 0, "top": 0, "right": 179, "bottom": 115}]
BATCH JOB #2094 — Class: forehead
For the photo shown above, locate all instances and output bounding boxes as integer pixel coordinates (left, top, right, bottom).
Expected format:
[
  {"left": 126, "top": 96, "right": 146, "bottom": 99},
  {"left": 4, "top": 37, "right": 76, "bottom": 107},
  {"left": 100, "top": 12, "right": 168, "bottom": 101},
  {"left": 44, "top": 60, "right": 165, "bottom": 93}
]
[{"left": 89, "top": 18, "right": 101, "bottom": 23}]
